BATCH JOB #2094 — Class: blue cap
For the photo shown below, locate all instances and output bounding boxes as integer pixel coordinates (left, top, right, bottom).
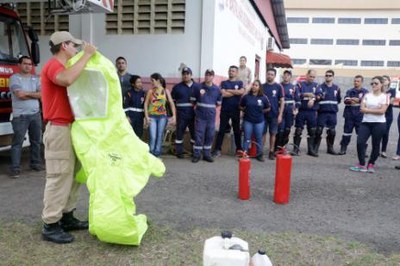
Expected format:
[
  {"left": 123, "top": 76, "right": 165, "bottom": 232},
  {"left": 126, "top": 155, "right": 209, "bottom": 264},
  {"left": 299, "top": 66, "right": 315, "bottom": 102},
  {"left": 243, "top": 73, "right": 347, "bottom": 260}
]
[{"left": 182, "top": 67, "right": 192, "bottom": 75}]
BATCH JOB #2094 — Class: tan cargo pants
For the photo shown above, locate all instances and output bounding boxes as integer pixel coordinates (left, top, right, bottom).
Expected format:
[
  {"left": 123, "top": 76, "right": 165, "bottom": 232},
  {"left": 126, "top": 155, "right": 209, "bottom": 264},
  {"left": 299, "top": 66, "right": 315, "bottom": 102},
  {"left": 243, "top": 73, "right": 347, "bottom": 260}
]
[{"left": 41, "top": 123, "right": 81, "bottom": 224}]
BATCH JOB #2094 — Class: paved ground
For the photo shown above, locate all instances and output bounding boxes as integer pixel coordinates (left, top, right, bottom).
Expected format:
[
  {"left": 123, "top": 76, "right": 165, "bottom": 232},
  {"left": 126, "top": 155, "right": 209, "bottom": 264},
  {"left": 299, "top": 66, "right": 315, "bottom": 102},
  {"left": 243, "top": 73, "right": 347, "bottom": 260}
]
[{"left": 1, "top": 108, "right": 399, "bottom": 255}]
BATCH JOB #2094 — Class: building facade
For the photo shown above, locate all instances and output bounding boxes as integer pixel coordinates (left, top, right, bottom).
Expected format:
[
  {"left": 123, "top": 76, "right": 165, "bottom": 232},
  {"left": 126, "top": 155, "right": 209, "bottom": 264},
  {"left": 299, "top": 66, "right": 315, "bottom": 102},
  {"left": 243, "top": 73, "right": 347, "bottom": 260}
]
[
  {"left": 18, "top": 0, "right": 290, "bottom": 85},
  {"left": 284, "top": 0, "right": 400, "bottom": 77}
]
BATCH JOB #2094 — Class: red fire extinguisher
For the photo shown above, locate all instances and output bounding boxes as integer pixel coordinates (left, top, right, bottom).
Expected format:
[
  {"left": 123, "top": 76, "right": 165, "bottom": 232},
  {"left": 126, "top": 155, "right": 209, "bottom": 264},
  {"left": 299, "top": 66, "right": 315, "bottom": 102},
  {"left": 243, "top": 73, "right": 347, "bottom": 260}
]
[
  {"left": 248, "top": 135, "right": 257, "bottom": 157},
  {"left": 238, "top": 152, "right": 251, "bottom": 200},
  {"left": 274, "top": 146, "right": 292, "bottom": 204}
]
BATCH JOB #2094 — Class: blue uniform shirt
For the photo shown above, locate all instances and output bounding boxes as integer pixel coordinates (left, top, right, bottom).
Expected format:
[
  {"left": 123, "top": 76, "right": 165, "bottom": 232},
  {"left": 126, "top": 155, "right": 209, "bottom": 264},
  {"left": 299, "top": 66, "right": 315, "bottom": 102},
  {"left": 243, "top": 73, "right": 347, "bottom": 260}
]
[
  {"left": 318, "top": 83, "right": 341, "bottom": 113},
  {"left": 240, "top": 94, "right": 270, "bottom": 123},
  {"left": 171, "top": 81, "right": 198, "bottom": 117},
  {"left": 281, "top": 82, "right": 296, "bottom": 110},
  {"left": 295, "top": 81, "right": 322, "bottom": 111},
  {"left": 262, "top": 82, "right": 284, "bottom": 117},
  {"left": 123, "top": 88, "right": 145, "bottom": 115},
  {"left": 343, "top": 87, "right": 369, "bottom": 119},
  {"left": 191, "top": 82, "right": 221, "bottom": 120},
  {"left": 220, "top": 80, "right": 244, "bottom": 112}
]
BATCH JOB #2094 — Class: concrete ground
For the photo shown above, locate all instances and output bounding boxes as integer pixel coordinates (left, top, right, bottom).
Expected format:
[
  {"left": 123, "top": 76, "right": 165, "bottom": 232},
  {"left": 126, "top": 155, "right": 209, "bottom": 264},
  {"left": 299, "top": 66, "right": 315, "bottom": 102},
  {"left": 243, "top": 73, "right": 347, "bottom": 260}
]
[{"left": 1, "top": 108, "right": 399, "bottom": 254}]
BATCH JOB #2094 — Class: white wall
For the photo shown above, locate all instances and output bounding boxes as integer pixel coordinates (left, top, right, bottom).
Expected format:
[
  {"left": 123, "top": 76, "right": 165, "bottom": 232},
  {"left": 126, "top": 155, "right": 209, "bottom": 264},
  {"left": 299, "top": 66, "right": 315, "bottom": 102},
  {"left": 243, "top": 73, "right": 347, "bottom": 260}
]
[{"left": 212, "top": 0, "right": 270, "bottom": 81}]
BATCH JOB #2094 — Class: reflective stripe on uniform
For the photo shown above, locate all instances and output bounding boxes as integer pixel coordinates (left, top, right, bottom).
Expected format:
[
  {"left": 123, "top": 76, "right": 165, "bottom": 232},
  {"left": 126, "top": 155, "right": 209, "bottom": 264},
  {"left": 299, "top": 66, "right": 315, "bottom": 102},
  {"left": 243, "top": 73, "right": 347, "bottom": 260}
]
[
  {"left": 197, "top": 102, "right": 216, "bottom": 108},
  {"left": 285, "top": 100, "right": 295, "bottom": 104},
  {"left": 190, "top": 139, "right": 195, "bottom": 143},
  {"left": 342, "top": 133, "right": 352, "bottom": 136},
  {"left": 123, "top": 107, "right": 144, "bottom": 112},
  {"left": 190, "top": 97, "right": 196, "bottom": 101},
  {"left": 193, "top": 145, "right": 203, "bottom": 150},
  {"left": 203, "top": 145, "right": 212, "bottom": 149},
  {"left": 175, "top": 139, "right": 184, "bottom": 144},
  {"left": 345, "top": 104, "right": 360, "bottom": 106},
  {"left": 176, "top": 103, "right": 192, "bottom": 107},
  {"left": 319, "top": 100, "right": 338, "bottom": 105}
]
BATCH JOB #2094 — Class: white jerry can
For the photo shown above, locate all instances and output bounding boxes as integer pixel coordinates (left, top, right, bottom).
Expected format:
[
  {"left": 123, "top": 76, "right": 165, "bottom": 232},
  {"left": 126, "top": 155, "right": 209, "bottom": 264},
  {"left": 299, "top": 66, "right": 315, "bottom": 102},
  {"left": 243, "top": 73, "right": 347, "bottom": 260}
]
[
  {"left": 203, "top": 231, "right": 250, "bottom": 266},
  {"left": 251, "top": 249, "right": 273, "bottom": 266}
]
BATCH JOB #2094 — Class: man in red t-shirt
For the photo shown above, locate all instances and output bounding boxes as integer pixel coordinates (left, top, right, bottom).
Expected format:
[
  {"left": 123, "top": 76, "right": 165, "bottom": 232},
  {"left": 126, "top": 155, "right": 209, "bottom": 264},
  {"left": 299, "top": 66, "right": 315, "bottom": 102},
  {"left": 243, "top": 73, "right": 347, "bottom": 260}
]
[{"left": 41, "top": 31, "right": 96, "bottom": 244}]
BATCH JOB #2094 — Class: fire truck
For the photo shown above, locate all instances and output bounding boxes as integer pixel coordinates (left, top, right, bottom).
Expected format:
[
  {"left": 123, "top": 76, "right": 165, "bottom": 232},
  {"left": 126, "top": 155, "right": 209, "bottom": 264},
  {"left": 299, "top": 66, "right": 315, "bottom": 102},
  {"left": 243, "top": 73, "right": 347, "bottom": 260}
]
[
  {"left": 0, "top": 4, "right": 39, "bottom": 149},
  {"left": 390, "top": 76, "right": 400, "bottom": 107},
  {"left": 0, "top": 1, "right": 112, "bottom": 150}
]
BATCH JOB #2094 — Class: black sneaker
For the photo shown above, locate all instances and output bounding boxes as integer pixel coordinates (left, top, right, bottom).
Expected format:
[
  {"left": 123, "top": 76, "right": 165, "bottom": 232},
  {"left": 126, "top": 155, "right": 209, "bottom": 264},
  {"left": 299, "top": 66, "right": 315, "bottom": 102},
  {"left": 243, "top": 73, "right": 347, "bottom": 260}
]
[
  {"left": 256, "top": 155, "right": 265, "bottom": 162},
  {"left": 203, "top": 156, "right": 214, "bottom": 163},
  {"left": 192, "top": 156, "right": 200, "bottom": 163},
  {"left": 176, "top": 154, "right": 184, "bottom": 159},
  {"left": 268, "top": 151, "right": 275, "bottom": 160},
  {"left": 9, "top": 170, "right": 20, "bottom": 179},
  {"left": 30, "top": 165, "right": 44, "bottom": 171},
  {"left": 60, "top": 211, "right": 89, "bottom": 231},
  {"left": 42, "top": 222, "right": 74, "bottom": 244},
  {"left": 211, "top": 150, "right": 221, "bottom": 158}
]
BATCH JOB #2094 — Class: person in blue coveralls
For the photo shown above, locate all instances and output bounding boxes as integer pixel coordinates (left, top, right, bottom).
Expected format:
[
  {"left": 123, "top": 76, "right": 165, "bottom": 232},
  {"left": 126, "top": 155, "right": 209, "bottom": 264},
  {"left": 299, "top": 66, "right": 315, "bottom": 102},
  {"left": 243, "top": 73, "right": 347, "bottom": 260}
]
[
  {"left": 262, "top": 68, "right": 285, "bottom": 160},
  {"left": 275, "top": 69, "right": 297, "bottom": 151},
  {"left": 240, "top": 80, "right": 270, "bottom": 161},
  {"left": 191, "top": 69, "right": 222, "bottom": 163},
  {"left": 380, "top": 75, "right": 396, "bottom": 158},
  {"left": 293, "top": 69, "right": 322, "bottom": 157},
  {"left": 123, "top": 75, "right": 145, "bottom": 138},
  {"left": 338, "top": 75, "right": 368, "bottom": 155},
  {"left": 212, "top": 66, "right": 245, "bottom": 157},
  {"left": 314, "top": 70, "right": 342, "bottom": 156},
  {"left": 171, "top": 67, "right": 197, "bottom": 158}
]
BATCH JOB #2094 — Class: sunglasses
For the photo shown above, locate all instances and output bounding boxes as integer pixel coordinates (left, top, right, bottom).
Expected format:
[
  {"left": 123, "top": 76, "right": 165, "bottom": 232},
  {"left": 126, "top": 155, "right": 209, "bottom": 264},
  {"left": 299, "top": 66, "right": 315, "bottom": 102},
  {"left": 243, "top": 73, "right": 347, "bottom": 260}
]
[
  {"left": 325, "top": 74, "right": 333, "bottom": 77},
  {"left": 309, "top": 76, "right": 316, "bottom": 78},
  {"left": 370, "top": 82, "right": 380, "bottom": 86}
]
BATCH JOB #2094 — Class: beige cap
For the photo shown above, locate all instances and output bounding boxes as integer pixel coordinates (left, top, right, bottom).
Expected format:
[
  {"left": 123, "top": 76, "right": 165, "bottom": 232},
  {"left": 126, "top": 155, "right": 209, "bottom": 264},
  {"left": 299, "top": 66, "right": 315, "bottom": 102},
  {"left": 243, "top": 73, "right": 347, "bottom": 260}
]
[{"left": 50, "top": 31, "right": 83, "bottom": 46}]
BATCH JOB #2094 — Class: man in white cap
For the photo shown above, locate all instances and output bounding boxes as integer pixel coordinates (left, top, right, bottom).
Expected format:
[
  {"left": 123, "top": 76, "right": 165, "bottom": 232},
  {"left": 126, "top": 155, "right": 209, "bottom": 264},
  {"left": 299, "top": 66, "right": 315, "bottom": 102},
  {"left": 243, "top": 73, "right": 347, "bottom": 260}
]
[{"left": 40, "top": 31, "right": 96, "bottom": 244}]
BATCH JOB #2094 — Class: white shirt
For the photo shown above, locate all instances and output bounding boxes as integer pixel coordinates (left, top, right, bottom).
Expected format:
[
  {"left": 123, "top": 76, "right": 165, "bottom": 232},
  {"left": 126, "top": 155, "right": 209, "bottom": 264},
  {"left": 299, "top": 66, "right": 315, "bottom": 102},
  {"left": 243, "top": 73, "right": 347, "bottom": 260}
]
[{"left": 362, "top": 92, "right": 389, "bottom": 123}]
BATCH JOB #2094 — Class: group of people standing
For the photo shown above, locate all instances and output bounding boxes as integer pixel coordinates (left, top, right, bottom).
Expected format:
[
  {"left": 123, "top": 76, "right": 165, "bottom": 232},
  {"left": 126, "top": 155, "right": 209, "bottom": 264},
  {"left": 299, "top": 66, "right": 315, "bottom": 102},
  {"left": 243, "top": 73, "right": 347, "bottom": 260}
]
[{"left": 119, "top": 58, "right": 399, "bottom": 171}]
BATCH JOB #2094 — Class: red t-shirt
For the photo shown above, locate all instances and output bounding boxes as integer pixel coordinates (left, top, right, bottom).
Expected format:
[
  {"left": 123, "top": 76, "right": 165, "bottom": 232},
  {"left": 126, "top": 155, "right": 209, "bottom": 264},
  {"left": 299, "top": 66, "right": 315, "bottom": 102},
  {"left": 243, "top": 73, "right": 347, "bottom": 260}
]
[{"left": 41, "top": 57, "right": 74, "bottom": 124}]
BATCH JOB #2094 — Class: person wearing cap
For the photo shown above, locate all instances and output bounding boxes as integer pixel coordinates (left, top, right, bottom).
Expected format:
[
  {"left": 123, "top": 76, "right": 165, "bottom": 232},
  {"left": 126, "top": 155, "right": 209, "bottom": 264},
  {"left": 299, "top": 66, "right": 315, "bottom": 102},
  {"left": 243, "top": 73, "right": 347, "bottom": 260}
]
[
  {"left": 123, "top": 75, "right": 145, "bottom": 138},
  {"left": 275, "top": 69, "right": 297, "bottom": 151},
  {"left": 191, "top": 69, "right": 222, "bottom": 162},
  {"left": 314, "top": 70, "right": 341, "bottom": 156},
  {"left": 115, "top": 56, "right": 132, "bottom": 96},
  {"left": 171, "top": 67, "right": 197, "bottom": 158},
  {"left": 262, "top": 68, "right": 285, "bottom": 160},
  {"left": 213, "top": 66, "right": 245, "bottom": 157},
  {"left": 292, "top": 69, "right": 322, "bottom": 157},
  {"left": 40, "top": 31, "right": 97, "bottom": 244}
]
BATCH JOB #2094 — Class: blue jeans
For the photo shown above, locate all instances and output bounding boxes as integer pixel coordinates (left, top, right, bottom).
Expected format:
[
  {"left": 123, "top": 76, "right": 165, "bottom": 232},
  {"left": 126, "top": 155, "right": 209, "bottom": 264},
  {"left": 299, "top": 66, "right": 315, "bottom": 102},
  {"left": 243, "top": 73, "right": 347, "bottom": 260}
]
[
  {"left": 243, "top": 120, "right": 264, "bottom": 156},
  {"left": 10, "top": 112, "right": 42, "bottom": 171},
  {"left": 148, "top": 115, "right": 167, "bottom": 157}
]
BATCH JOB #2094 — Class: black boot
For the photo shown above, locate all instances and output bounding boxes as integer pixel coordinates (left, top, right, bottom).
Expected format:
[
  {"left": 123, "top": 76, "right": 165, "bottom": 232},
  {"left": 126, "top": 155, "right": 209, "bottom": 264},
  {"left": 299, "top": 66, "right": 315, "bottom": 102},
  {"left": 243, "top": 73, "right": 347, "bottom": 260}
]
[
  {"left": 307, "top": 137, "right": 318, "bottom": 157},
  {"left": 292, "top": 135, "right": 301, "bottom": 156},
  {"left": 283, "top": 128, "right": 291, "bottom": 147},
  {"left": 60, "top": 211, "right": 89, "bottom": 232},
  {"left": 326, "top": 129, "right": 338, "bottom": 155},
  {"left": 314, "top": 136, "right": 321, "bottom": 156},
  {"left": 338, "top": 145, "right": 347, "bottom": 155},
  {"left": 275, "top": 131, "right": 285, "bottom": 151},
  {"left": 42, "top": 222, "right": 74, "bottom": 244}
]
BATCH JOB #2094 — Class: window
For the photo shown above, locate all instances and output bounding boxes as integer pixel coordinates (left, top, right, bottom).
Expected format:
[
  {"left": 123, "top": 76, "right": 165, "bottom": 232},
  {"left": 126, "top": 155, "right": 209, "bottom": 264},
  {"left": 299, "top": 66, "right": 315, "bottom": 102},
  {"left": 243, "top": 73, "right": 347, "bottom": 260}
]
[
  {"left": 16, "top": 2, "right": 69, "bottom": 35},
  {"left": 389, "top": 40, "right": 400, "bottom": 46},
  {"left": 106, "top": 0, "right": 186, "bottom": 34},
  {"left": 387, "top": 61, "right": 400, "bottom": 67},
  {"left": 392, "top": 18, "right": 400, "bottom": 24},
  {"left": 364, "top": 18, "right": 388, "bottom": 24},
  {"left": 336, "top": 39, "right": 359, "bottom": 45},
  {"left": 335, "top": 60, "right": 358, "bottom": 66},
  {"left": 292, "top": 59, "right": 307, "bottom": 65},
  {"left": 287, "top": 17, "right": 309, "bottom": 23},
  {"left": 362, "top": 40, "right": 385, "bottom": 46},
  {"left": 289, "top": 38, "right": 308, "bottom": 44},
  {"left": 0, "top": 14, "right": 29, "bottom": 63},
  {"left": 338, "top": 18, "right": 361, "bottom": 24},
  {"left": 360, "top": 61, "right": 384, "bottom": 67},
  {"left": 310, "top": 39, "right": 333, "bottom": 45},
  {"left": 309, "top": 59, "right": 332, "bottom": 65},
  {"left": 312, "top": 17, "right": 335, "bottom": 23}
]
